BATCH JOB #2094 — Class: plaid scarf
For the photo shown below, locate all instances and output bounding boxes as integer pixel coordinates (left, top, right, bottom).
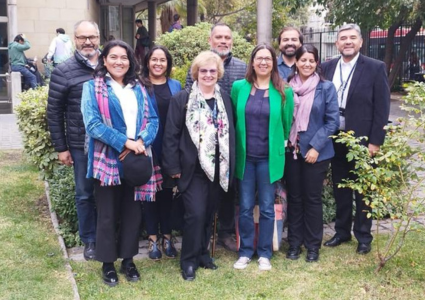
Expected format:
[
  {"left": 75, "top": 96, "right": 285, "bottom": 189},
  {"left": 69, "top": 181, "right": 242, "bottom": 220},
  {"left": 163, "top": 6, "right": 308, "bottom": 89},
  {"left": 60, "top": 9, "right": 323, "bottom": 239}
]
[{"left": 92, "top": 76, "right": 162, "bottom": 201}]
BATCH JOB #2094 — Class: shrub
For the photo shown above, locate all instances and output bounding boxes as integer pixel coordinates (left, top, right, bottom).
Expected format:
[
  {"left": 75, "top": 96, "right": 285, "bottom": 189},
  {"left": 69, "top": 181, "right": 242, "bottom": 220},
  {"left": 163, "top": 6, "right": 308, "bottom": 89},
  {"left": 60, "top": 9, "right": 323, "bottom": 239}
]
[
  {"left": 15, "top": 87, "right": 57, "bottom": 180},
  {"left": 155, "top": 22, "right": 254, "bottom": 68},
  {"left": 16, "top": 88, "right": 79, "bottom": 247},
  {"left": 335, "top": 81, "right": 425, "bottom": 272},
  {"left": 171, "top": 62, "right": 191, "bottom": 87}
]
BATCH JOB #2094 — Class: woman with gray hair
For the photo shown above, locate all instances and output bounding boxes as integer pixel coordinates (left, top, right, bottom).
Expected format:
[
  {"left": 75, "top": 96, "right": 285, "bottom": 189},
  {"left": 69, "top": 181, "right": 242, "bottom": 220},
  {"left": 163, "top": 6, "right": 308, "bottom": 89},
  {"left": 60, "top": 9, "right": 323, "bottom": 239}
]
[{"left": 162, "top": 51, "right": 235, "bottom": 281}]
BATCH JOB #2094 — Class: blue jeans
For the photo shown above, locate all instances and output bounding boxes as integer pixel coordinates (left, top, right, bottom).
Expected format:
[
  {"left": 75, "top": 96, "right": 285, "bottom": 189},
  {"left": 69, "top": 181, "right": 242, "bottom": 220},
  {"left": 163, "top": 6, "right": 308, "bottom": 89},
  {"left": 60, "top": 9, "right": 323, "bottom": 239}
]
[
  {"left": 11, "top": 65, "right": 37, "bottom": 89},
  {"left": 238, "top": 158, "right": 275, "bottom": 259},
  {"left": 69, "top": 148, "right": 97, "bottom": 244}
]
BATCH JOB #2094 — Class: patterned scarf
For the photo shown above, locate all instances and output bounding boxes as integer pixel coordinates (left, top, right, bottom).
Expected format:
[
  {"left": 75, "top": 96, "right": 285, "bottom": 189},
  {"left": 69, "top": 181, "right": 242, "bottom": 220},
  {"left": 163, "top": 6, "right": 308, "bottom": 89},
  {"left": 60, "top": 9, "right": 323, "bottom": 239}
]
[
  {"left": 186, "top": 81, "right": 230, "bottom": 192},
  {"left": 289, "top": 73, "right": 320, "bottom": 158},
  {"left": 92, "top": 76, "right": 162, "bottom": 201}
]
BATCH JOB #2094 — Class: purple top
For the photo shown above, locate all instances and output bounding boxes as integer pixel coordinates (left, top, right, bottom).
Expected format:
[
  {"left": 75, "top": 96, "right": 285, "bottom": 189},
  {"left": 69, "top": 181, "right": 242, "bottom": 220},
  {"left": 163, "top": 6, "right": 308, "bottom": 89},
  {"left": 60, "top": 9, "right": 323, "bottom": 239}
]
[{"left": 245, "top": 88, "right": 270, "bottom": 159}]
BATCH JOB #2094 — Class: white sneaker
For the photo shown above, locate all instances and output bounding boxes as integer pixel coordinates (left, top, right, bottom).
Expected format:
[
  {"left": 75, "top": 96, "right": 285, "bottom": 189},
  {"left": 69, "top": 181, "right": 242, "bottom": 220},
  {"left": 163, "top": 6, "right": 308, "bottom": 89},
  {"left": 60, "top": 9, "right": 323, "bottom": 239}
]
[
  {"left": 233, "top": 256, "right": 251, "bottom": 269},
  {"left": 258, "top": 257, "right": 272, "bottom": 271}
]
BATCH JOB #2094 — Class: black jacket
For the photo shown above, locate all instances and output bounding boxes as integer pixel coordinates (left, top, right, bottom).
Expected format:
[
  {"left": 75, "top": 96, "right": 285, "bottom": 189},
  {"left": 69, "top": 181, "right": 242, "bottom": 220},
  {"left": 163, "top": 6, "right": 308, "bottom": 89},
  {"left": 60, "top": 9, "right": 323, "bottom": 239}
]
[
  {"left": 162, "top": 90, "right": 236, "bottom": 193},
  {"left": 47, "top": 52, "right": 95, "bottom": 152},
  {"left": 321, "top": 54, "right": 390, "bottom": 146}
]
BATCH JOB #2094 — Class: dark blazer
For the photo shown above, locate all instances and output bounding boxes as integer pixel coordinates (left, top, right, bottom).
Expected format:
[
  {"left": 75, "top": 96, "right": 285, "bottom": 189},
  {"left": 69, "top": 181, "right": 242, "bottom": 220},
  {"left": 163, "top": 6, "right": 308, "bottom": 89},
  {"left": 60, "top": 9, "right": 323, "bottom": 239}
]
[
  {"left": 321, "top": 54, "right": 390, "bottom": 146},
  {"left": 297, "top": 80, "right": 340, "bottom": 162},
  {"left": 162, "top": 90, "right": 236, "bottom": 193}
]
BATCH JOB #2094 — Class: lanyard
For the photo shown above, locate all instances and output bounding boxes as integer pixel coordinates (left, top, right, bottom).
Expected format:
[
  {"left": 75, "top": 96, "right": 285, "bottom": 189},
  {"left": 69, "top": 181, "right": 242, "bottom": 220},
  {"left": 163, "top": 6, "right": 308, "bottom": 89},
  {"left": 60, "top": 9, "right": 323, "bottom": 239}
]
[
  {"left": 339, "top": 59, "right": 357, "bottom": 108},
  {"left": 211, "top": 98, "right": 218, "bottom": 129}
]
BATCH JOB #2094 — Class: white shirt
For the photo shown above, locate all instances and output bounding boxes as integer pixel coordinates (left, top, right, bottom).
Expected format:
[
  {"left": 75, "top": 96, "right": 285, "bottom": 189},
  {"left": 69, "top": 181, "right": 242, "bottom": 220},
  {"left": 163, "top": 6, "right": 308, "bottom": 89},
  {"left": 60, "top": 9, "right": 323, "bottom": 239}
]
[
  {"left": 332, "top": 53, "right": 359, "bottom": 130},
  {"left": 109, "top": 77, "right": 138, "bottom": 139}
]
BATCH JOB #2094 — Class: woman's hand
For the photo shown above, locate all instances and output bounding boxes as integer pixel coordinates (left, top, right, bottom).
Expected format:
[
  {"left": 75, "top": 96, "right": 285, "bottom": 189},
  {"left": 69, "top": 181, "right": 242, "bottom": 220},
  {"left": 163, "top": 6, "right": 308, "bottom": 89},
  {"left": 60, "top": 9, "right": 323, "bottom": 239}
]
[
  {"left": 305, "top": 148, "right": 319, "bottom": 164},
  {"left": 125, "top": 139, "right": 147, "bottom": 156},
  {"left": 171, "top": 174, "right": 181, "bottom": 179}
]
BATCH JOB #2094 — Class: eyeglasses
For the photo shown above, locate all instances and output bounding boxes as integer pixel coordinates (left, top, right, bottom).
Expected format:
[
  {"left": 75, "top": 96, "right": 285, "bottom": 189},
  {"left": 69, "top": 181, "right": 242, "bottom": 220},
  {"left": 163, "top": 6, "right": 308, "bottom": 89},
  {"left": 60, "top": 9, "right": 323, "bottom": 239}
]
[
  {"left": 75, "top": 35, "right": 99, "bottom": 43},
  {"left": 254, "top": 56, "right": 273, "bottom": 63},
  {"left": 199, "top": 68, "right": 217, "bottom": 75},
  {"left": 150, "top": 58, "right": 167, "bottom": 64}
]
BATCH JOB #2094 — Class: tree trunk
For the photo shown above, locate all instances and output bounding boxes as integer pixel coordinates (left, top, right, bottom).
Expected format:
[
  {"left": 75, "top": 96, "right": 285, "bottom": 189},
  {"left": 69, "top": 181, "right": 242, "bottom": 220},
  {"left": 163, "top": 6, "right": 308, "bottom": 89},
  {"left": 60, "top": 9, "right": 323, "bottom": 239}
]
[
  {"left": 388, "top": 18, "right": 423, "bottom": 89},
  {"left": 384, "top": 20, "right": 403, "bottom": 74}
]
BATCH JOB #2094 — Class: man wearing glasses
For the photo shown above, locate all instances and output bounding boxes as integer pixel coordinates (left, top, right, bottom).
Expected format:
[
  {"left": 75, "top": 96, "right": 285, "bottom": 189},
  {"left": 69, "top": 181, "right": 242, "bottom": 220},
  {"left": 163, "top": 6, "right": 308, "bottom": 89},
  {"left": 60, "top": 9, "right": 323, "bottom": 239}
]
[{"left": 47, "top": 20, "right": 101, "bottom": 261}]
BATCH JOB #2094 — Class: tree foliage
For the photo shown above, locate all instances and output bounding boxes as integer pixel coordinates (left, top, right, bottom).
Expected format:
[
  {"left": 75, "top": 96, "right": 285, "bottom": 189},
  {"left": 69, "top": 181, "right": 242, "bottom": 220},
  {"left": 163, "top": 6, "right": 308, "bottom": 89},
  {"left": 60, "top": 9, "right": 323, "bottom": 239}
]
[{"left": 334, "top": 82, "right": 425, "bottom": 272}]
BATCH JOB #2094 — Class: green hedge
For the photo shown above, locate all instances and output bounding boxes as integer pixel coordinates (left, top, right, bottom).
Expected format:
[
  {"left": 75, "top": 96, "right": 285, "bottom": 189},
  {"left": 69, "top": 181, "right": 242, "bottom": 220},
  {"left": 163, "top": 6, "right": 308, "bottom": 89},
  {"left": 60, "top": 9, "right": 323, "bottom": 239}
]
[{"left": 15, "top": 87, "right": 79, "bottom": 247}]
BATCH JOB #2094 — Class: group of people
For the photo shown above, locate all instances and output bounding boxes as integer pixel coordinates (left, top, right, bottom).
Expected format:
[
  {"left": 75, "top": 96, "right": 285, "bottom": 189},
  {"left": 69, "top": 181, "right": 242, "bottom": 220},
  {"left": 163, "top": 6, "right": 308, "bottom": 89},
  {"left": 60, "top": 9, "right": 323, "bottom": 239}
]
[{"left": 46, "top": 19, "right": 390, "bottom": 286}]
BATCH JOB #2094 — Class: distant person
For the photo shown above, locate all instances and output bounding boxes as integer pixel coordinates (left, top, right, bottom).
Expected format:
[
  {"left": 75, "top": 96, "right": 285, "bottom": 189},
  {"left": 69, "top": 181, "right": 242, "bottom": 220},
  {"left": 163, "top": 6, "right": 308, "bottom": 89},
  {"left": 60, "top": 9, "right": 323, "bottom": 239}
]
[
  {"left": 408, "top": 51, "right": 420, "bottom": 80},
  {"left": 135, "top": 19, "right": 149, "bottom": 64},
  {"left": 168, "top": 14, "right": 183, "bottom": 32},
  {"left": 47, "top": 28, "right": 73, "bottom": 66},
  {"left": 277, "top": 27, "right": 303, "bottom": 81},
  {"left": 8, "top": 34, "right": 37, "bottom": 89}
]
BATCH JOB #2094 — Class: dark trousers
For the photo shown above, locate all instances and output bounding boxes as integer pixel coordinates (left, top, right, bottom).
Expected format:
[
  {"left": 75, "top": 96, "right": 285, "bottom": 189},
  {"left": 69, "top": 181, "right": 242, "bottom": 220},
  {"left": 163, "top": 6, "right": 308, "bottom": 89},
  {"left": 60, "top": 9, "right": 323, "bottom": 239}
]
[
  {"left": 332, "top": 141, "right": 373, "bottom": 244},
  {"left": 217, "top": 187, "right": 235, "bottom": 239},
  {"left": 69, "top": 148, "right": 96, "bottom": 244},
  {"left": 180, "top": 172, "right": 222, "bottom": 270},
  {"left": 143, "top": 188, "right": 174, "bottom": 235},
  {"left": 285, "top": 153, "right": 330, "bottom": 249},
  {"left": 94, "top": 180, "right": 142, "bottom": 262}
]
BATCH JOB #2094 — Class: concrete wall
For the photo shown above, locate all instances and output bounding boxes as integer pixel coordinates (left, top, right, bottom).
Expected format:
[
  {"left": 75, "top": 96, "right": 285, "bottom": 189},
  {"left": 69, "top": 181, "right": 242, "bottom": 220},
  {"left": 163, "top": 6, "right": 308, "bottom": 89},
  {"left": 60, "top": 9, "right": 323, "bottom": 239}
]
[{"left": 15, "top": 0, "right": 99, "bottom": 68}]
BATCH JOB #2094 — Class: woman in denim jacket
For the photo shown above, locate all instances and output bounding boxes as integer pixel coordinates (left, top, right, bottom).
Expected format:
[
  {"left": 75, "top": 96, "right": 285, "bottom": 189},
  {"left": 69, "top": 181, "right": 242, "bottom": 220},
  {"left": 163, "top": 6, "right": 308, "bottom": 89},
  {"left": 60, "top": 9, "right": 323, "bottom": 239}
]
[{"left": 81, "top": 40, "right": 158, "bottom": 287}]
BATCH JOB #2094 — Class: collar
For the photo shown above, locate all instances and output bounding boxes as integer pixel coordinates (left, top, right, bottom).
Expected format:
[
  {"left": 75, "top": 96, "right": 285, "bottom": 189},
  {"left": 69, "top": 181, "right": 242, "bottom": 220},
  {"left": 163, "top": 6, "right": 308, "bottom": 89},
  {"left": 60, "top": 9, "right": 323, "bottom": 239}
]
[
  {"left": 105, "top": 74, "right": 135, "bottom": 89},
  {"left": 75, "top": 50, "right": 100, "bottom": 69},
  {"left": 223, "top": 53, "right": 233, "bottom": 66},
  {"left": 340, "top": 53, "right": 360, "bottom": 68},
  {"left": 277, "top": 54, "right": 293, "bottom": 68}
]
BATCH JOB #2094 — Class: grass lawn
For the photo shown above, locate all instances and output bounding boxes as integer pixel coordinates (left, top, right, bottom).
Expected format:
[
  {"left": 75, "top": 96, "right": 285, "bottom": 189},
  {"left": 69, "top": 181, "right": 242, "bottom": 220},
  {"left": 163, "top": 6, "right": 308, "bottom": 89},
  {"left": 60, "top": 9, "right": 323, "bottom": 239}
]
[
  {"left": 0, "top": 151, "right": 74, "bottom": 299},
  {"left": 1, "top": 150, "right": 424, "bottom": 299}
]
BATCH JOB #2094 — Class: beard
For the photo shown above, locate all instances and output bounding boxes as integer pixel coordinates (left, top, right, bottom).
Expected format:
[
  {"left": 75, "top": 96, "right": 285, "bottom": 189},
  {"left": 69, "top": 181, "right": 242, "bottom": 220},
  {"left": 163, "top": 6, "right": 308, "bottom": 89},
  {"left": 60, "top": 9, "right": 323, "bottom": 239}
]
[
  {"left": 281, "top": 45, "right": 297, "bottom": 58},
  {"left": 211, "top": 47, "right": 230, "bottom": 58}
]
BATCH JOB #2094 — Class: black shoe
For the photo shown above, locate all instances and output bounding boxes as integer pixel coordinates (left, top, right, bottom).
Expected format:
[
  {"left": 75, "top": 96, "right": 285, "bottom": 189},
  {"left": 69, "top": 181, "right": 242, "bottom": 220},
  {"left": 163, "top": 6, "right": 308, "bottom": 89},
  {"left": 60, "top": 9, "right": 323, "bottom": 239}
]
[
  {"left": 323, "top": 236, "right": 351, "bottom": 247},
  {"left": 83, "top": 242, "right": 96, "bottom": 261},
  {"left": 356, "top": 243, "right": 371, "bottom": 255},
  {"left": 181, "top": 266, "right": 196, "bottom": 281},
  {"left": 148, "top": 238, "right": 162, "bottom": 260},
  {"left": 286, "top": 247, "right": 302, "bottom": 260},
  {"left": 306, "top": 249, "right": 319, "bottom": 262},
  {"left": 218, "top": 236, "right": 238, "bottom": 252},
  {"left": 162, "top": 236, "right": 178, "bottom": 258},
  {"left": 200, "top": 261, "right": 218, "bottom": 270},
  {"left": 120, "top": 262, "right": 140, "bottom": 282},
  {"left": 102, "top": 267, "right": 118, "bottom": 287}
]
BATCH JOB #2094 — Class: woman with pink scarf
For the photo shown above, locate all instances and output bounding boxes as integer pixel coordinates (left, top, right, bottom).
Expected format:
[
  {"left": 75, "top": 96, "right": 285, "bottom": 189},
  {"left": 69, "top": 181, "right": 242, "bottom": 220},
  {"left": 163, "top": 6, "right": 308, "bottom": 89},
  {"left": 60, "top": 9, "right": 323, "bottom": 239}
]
[{"left": 285, "top": 44, "right": 339, "bottom": 262}]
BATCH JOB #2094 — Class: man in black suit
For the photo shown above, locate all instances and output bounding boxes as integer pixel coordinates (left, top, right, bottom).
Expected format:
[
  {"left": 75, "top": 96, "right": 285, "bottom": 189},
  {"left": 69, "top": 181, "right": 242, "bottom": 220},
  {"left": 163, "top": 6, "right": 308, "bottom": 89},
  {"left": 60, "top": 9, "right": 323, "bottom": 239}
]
[{"left": 321, "top": 24, "right": 390, "bottom": 254}]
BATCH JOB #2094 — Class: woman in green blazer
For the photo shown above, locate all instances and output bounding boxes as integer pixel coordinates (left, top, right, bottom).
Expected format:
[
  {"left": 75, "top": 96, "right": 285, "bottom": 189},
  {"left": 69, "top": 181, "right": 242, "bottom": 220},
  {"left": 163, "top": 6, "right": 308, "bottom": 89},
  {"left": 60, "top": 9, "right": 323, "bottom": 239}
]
[{"left": 231, "top": 44, "right": 294, "bottom": 271}]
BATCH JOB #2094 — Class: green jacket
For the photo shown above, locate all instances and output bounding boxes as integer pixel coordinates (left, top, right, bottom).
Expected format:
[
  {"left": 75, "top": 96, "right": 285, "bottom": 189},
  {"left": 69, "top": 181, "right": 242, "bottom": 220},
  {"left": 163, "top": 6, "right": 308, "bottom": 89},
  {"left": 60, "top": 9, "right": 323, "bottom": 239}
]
[
  {"left": 231, "top": 79, "right": 294, "bottom": 183},
  {"left": 8, "top": 39, "right": 31, "bottom": 66}
]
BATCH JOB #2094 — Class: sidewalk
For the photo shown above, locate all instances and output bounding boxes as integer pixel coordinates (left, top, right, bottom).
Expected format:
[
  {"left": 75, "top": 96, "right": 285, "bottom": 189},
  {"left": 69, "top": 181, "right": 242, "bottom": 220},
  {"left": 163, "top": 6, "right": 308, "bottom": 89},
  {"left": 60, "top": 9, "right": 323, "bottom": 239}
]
[
  {"left": 67, "top": 215, "right": 425, "bottom": 262},
  {"left": 0, "top": 114, "right": 23, "bottom": 150}
]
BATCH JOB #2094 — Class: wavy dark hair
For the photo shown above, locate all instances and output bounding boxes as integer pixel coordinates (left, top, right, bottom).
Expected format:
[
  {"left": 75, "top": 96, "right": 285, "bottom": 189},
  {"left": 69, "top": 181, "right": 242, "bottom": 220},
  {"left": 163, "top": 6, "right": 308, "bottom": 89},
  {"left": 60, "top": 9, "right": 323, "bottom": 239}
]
[
  {"left": 287, "top": 44, "right": 325, "bottom": 82},
  {"left": 94, "top": 39, "right": 140, "bottom": 85},
  {"left": 245, "top": 43, "right": 286, "bottom": 101},
  {"left": 141, "top": 45, "right": 173, "bottom": 91}
]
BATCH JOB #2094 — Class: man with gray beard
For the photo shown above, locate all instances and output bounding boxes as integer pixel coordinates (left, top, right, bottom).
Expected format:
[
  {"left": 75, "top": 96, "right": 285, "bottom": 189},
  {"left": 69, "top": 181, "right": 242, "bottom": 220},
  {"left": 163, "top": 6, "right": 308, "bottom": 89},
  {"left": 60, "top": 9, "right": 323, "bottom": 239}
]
[
  {"left": 47, "top": 20, "right": 101, "bottom": 261},
  {"left": 185, "top": 23, "right": 247, "bottom": 252}
]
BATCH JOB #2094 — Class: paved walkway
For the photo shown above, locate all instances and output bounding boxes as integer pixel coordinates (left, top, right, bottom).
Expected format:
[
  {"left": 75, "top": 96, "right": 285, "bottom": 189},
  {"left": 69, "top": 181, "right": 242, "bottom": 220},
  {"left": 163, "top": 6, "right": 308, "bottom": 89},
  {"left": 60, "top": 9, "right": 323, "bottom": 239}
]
[
  {"left": 67, "top": 215, "right": 425, "bottom": 262},
  {"left": 0, "top": 114, "right": 23, "bottom": 150}
]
